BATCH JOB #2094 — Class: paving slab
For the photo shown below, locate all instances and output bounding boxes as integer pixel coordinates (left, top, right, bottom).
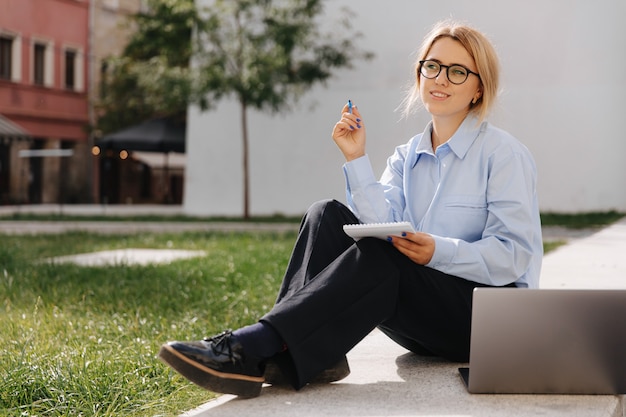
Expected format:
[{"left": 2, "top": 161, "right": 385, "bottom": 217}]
[
  {"left": 183, "top": 217, "right": 626, "bottom": 417},
  {"left": 540, "top": 217, "right": 626, "bottom": 289},
  {"left": 0, "top": 220, "right": 299, "bottom": 235},
  {"left": 0, "top": 204, "right": 184, "bottom": 217},
  {"left": 49, "top": 248, "right": 206, "bottom": 266}
]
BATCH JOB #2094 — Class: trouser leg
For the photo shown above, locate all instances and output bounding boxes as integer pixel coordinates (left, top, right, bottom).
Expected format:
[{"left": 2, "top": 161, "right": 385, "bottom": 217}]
[
  {"left": 376, "top": 248, "right": 517, "bottom": 362},
  {"left": 377, "top": 262, "right": 488, "bottom": 362},
  {"left": 263, "top": 199, "right": 400, "bottom": 388},
  {"left": 274, "top": 199, "right": 359, "bottom": 303},
  {"left": 263, "top": 235, "right": 400, "bottom": 389}
]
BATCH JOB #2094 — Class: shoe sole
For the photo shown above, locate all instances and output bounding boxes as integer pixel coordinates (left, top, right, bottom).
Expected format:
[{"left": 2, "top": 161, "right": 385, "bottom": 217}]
[
  {"left": 265, "top": 356, "right": 350, "bottom": 385},
  {"left": 158, "top": 344, "right": 263, "bottom": 398}
]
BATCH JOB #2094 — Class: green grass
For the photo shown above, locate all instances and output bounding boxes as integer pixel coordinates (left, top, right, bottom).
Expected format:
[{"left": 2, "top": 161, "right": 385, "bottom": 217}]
[
  {"left": 543, "top": 240, "right": 566, "bottom": 253},
  {"left": 0, "top": 231, "right": 296, "bottom": 417},
  {"left": 540, "top": 210, "right": 624, "bottom": 229}
]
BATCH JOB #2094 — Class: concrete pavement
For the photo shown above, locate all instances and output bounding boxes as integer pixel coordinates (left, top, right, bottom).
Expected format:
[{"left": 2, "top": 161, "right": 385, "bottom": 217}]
[
  {"left": 0, "top": 204, "right": 300, "bottom": 235},
  {"left": 0, "top": 203, "right": 184, "bottom": 217}
]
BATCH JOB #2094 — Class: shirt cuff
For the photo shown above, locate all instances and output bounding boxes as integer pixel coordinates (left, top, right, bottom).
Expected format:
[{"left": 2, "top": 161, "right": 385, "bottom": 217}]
[
  {"left": 343, "top": 154, "right": 377, "bottom": 190},
  {"left": 343, "top": 155, "right": 376, "bottom": 182},
  {"left": 426, "top": 235, "right": 457, "bottom": 269}
]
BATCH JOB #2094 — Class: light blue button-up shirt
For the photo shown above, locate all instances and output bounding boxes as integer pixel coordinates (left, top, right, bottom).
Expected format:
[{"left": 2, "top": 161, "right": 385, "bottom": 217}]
[{"left": 343, "top": 116, "right": 542, "bottom": 288}]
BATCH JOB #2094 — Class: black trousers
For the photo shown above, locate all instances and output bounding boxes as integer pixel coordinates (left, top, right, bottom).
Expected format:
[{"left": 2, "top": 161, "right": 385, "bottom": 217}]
[{"left": 261, "top": 199, "right": 500, "bottom": 389}]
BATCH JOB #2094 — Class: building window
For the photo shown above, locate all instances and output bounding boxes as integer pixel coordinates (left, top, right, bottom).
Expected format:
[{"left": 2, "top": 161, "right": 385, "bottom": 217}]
[
  {"left": 0, "top": 36, "right": 12, "bottom": 80},
  {"left": 65, "top": 49, "right": 76, "bottom": 89},
  {"left": 33, "top": 43, "right": 46, "bottom": 85},
  {"left": 0, "top": 33, "right": 21, "bottom": 82},
  {"left": 31, "top": 39, "right": 53, "bottom": 87},
  {"left": 63, "top": 47, "right": 83, "bottom": 92}
]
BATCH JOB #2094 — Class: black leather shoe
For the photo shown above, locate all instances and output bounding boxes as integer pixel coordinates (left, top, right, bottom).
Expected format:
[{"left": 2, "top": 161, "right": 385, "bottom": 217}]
[
  {"left": 158, "top": 330, "right": 265, "bottom": 398},
  {"left": 265, "top": 356, "right": 350, "bottom": 386}
]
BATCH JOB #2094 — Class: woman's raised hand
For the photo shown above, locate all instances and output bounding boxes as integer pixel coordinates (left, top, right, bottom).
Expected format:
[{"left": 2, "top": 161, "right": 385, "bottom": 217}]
[{"left": 332, "top": 102, "right": 366, "bottom": 162}]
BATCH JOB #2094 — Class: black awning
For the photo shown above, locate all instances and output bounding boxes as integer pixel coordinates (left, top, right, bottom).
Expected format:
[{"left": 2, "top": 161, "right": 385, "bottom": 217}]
[{"left": 96, "top": 117, "right": 186, "bottom": 153}]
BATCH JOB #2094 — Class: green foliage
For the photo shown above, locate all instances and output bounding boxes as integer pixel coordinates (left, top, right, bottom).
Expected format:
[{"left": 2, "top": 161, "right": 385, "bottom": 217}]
[
  {"left": 197, "top": 0, "right": 372, "bottom": 111},
  {"left": 97, "top": 57, "right": 186, "bottom": 133},
  {"left": 96, "top": 0, "right": 371, "bottom": 134},
  {"left": 96, "top": 0, "right": 202, "bottom": 134},
  {"left": 0, "top": 231, "right": 295, "bottom": 416},
  {"left": 123, "top": 0, "right": 199, "bottom": 66}
]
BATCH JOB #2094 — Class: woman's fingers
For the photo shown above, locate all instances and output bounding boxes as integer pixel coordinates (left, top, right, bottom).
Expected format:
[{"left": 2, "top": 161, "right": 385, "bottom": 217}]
[{"left": 390, "top": 232, "right": 435, "bottom": 265}]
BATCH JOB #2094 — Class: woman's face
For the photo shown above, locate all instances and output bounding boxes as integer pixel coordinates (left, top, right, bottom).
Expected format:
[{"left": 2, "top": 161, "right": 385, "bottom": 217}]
[{"left": 419, "top": 37, "right": 482, "bottom": 123}]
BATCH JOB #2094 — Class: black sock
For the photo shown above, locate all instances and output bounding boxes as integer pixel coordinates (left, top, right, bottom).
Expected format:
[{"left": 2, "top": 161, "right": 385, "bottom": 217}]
[{"left": 232, "top": 321, "right": 285, "bottom": 359}]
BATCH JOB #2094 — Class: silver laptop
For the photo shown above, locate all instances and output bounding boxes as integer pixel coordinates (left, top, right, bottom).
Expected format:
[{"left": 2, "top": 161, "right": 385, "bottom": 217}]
[{"left": 459, "top": 288, "right": 626, "bottom": 394}]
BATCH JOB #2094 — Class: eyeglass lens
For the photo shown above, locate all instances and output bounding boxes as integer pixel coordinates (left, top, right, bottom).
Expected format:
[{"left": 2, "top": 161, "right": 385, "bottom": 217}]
[{"left": 420, "top": 60, "right": 470, "bottom": 84}]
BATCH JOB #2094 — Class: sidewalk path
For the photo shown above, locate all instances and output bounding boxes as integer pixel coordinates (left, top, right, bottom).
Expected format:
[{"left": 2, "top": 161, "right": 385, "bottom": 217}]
[
  {"left": 540, "top": 217, "right": 626, "bottom": 289},
  {"left": 0, "top": 220, "right": 299, "bottom": 235}
]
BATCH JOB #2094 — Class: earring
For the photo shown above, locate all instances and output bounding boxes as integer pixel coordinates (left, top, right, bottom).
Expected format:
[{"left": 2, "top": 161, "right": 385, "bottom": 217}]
[{"left": 472, "top": 91, "right": 482, "bottom": 105}]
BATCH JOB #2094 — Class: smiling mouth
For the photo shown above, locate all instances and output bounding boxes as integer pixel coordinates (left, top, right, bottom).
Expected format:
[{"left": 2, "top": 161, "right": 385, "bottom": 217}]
[{"left": 431, "top": 91, "right": 449, "bottom": 99}]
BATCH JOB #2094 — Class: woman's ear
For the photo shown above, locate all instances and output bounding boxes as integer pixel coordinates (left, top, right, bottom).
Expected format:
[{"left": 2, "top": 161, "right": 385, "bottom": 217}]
[{"left": 472, "top": 90, "right": 482, "bottom": 104}]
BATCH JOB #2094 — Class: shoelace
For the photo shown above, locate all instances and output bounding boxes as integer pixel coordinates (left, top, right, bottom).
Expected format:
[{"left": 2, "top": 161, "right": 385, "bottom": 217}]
[{"left": 204, "top": 330, "right": 235, "bottom": 360}]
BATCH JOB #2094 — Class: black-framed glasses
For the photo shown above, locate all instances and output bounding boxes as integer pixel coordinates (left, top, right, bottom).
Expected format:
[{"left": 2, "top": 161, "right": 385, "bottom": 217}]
[{"left": 418, "top": 60, "right": 480, "bottom": 85}]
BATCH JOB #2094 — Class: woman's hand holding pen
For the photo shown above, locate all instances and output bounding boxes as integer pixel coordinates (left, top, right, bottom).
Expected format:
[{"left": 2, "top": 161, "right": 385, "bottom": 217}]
[
  {"left": 332, "top": 100, "right": 366, "bottom": 162},
  {"left": 389, "top": 232, "right": 435, "bottom": 265}
]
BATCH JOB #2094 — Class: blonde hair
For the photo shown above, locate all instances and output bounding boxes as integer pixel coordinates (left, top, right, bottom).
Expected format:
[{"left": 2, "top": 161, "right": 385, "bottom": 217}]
[{"left": 401, "top": 20, "right": 500, "bottom": 123}]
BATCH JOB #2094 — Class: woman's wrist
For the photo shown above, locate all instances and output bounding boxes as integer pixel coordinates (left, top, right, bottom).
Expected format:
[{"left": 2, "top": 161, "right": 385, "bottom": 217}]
[{"left": 344, "top": 152, "right": 366, "bottom": 162}]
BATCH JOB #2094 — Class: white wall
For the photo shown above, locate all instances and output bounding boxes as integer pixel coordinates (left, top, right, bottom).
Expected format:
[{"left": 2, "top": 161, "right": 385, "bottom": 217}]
[{"left": 185, "top": 0, "right": 626, "bottom": 216}]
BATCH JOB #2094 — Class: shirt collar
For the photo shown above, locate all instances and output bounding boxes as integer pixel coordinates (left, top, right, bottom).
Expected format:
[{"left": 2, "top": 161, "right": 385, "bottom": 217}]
[
  {"left": 415, "top": 122, "right": 435, "bottom": 155},
  {"left": 415, "top": 115, "right": 485, "bottom": 159}
]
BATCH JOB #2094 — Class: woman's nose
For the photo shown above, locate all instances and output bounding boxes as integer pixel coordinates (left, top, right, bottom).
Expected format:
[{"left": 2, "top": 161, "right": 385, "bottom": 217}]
[{"left": 435, "top": 70, "right": 449, "bottom": 86}]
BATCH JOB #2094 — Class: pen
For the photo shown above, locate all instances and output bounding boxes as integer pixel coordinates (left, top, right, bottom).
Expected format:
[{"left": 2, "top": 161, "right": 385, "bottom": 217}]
[{"left": 348, "top": 99, "right": 353, "bottom": 114}]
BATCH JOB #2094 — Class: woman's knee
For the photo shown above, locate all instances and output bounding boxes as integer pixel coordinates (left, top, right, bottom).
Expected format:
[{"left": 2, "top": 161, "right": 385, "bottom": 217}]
[
  {"left": 305, "top": 199, "right": 355, "bottom": 223},
  {"left": 307, "top": 199, "right": 343, "bottom": 214}
]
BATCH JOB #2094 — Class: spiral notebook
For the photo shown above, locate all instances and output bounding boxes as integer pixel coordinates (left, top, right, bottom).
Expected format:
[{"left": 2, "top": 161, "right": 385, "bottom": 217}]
[{"left": 343, "top": 221, "right": 415, "bottom": 240}]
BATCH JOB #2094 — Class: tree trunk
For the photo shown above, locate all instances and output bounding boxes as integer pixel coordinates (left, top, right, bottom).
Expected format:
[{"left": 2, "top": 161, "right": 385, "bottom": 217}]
[{"left": 240, "top": 97, "right": 250, "bottom": 219}]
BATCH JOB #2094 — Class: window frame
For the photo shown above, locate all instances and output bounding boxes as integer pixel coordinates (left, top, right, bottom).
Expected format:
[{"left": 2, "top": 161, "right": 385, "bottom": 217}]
[
  {"left": 33, "top": 42, "right": 46, "bottom": 85},
  {"left": 0, "top": 36, "right": 12, "bottom": 80},
  {"left": 0, "top": 31, "right": 22, "bottom": 82},
  {"left": 30, "top": 37, "right": 54, "bottom": 87},
  {"left": 62, "top": 45, "right": 84, "bottom": 92}
]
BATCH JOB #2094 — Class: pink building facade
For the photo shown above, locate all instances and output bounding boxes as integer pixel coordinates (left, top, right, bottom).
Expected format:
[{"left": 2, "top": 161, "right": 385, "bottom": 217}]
[{"left": 0, "top": 0, "right": 90, "bottom": 204}]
